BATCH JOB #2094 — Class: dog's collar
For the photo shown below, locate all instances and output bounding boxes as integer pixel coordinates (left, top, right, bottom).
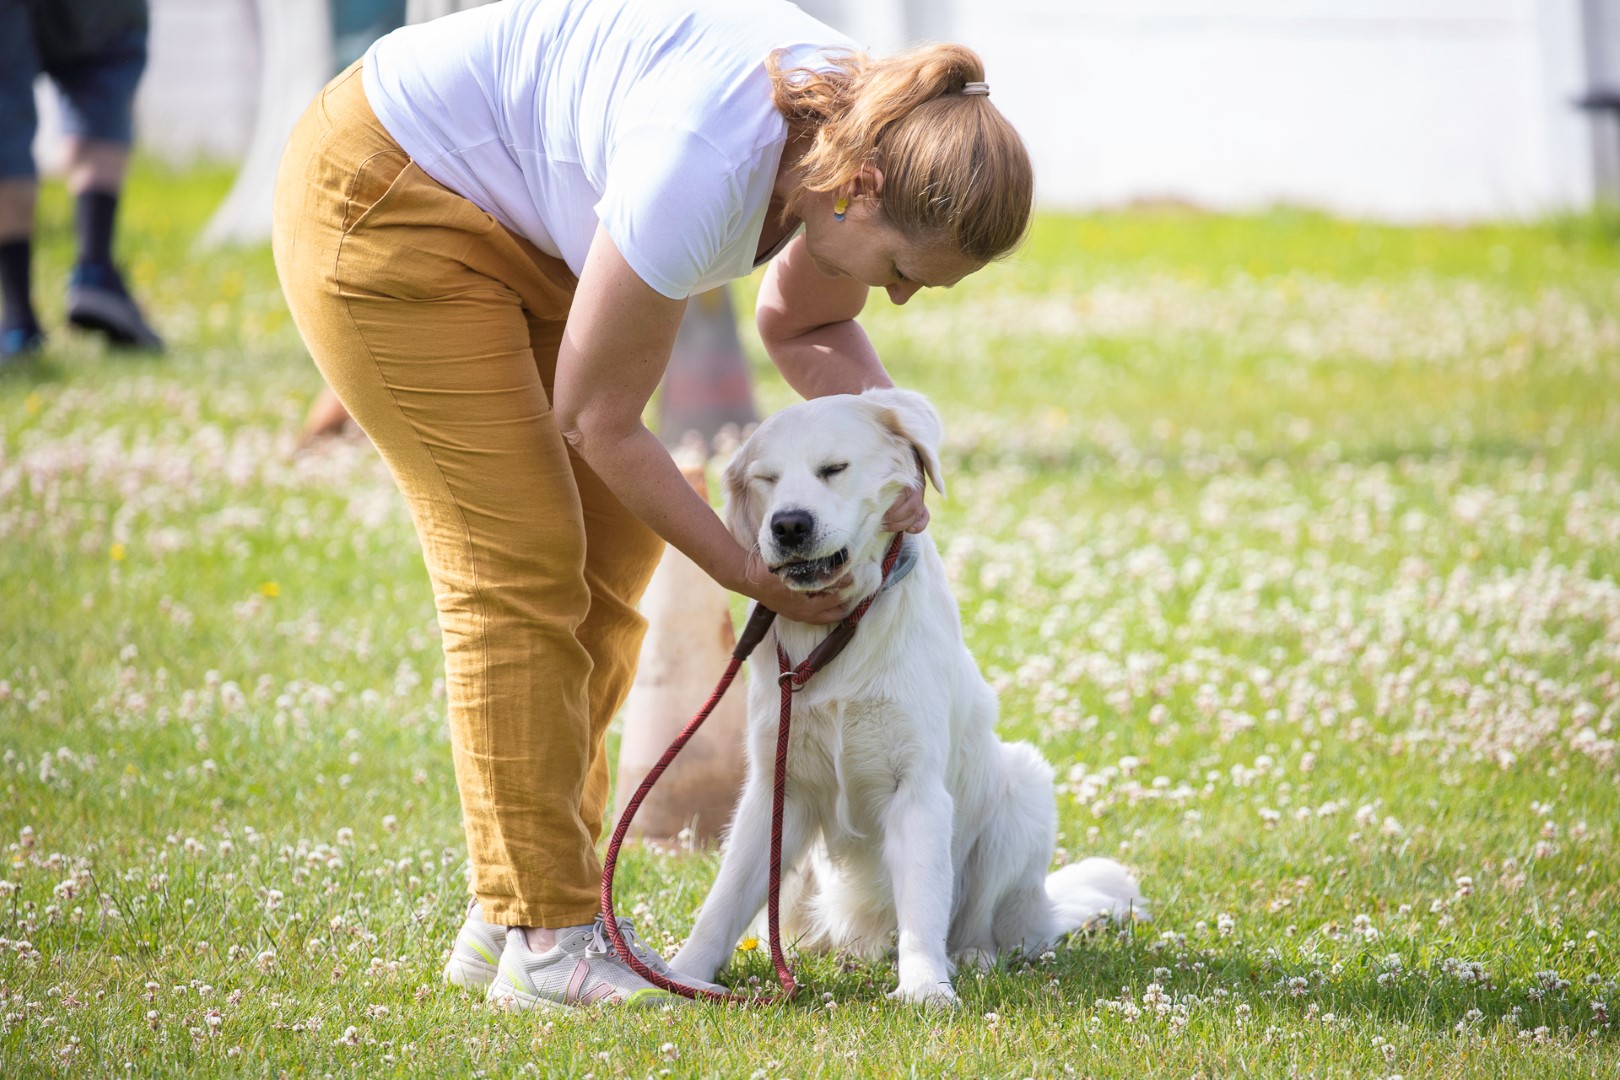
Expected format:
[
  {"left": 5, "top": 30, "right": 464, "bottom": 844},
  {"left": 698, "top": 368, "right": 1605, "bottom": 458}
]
[{"left": 877, "top": 533, "right": 919, "bottom": 594}]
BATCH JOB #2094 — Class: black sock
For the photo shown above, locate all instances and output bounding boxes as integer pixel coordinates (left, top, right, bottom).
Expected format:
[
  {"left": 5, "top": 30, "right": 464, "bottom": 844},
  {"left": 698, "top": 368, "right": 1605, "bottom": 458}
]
[
  {"left": 0, "top": 239, "right": 38, "bottom": 332},
  {"left": 75, "top": 189, "right": 120, "bottom": 270}
]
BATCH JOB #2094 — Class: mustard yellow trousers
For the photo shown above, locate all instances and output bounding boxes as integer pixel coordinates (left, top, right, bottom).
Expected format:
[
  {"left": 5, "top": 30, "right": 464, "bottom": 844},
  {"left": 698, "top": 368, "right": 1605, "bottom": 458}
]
[{"left": 272, "top": 64, "right": 664, "bottom": 928}]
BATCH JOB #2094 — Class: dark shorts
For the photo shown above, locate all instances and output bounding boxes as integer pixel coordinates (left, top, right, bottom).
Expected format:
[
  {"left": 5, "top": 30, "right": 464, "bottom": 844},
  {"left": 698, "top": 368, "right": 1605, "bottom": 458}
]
[{"left": 0, "top": 1, "right": 150, "bottom": 179}]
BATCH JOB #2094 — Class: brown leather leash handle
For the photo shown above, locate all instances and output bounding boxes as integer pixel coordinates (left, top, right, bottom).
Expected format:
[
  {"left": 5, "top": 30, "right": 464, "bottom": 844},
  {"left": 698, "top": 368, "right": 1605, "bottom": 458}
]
[{"left": 733, "top": 601, "right": 778, "bottom": 660}]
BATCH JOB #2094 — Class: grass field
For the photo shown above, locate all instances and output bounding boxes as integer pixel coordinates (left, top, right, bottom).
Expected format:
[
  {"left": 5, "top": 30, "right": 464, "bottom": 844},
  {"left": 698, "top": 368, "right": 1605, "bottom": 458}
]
[{"left": 1, "top": 163, "right": 1617, "bottom": 1078}]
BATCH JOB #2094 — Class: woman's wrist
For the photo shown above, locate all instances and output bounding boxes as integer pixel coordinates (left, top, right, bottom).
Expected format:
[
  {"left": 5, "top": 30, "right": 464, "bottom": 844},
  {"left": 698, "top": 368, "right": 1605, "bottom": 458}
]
[{"left": 722, "top": 546, "right": 777, "bottom": 603}]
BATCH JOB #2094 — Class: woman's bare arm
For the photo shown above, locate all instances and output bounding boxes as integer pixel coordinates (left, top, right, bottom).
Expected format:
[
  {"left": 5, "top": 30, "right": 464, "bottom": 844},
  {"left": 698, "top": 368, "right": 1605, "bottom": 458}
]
[
  {"left": 552, "top": 225, "right": 852, "bottom": 622},
  {"left": 755, "top": 234, "right": 893, "bottom": 399}
]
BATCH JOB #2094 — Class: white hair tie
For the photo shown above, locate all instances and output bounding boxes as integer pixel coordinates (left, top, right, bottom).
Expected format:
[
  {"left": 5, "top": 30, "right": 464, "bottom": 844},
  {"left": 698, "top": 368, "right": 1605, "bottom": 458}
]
[{"left": 961, "top": 82, "right": 990, "bottom": 97}]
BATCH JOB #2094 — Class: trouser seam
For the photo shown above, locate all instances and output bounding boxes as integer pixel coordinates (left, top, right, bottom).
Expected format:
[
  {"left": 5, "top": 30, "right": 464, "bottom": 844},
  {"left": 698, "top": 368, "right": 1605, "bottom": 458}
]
[{"left": 329, "top": 236, "right": 502, "bottom": 888}]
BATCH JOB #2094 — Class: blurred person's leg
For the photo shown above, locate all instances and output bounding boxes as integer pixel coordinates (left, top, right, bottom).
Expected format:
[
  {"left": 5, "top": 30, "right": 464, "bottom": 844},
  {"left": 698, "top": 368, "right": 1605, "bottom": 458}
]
[
  {"left": 0, "top": 0, "right": 44, "bottom": 360},
  {"left": 48, "top": 21, "right": 162, "bottom": 350},
  {"left": 296, "top": 385, "right": 356, "bottom": 450}
]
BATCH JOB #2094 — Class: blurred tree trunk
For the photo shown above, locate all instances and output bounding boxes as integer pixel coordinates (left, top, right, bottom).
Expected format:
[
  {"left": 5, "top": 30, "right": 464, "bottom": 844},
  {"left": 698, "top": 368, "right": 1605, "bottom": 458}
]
[{"left": 199, "top": 0, "right": 332, "bottom": 247}]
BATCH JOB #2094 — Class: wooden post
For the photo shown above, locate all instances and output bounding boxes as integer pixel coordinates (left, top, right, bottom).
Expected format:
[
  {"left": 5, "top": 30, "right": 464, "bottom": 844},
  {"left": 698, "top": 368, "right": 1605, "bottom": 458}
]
[
  {"left": 612, "top": 457, "right": 750, "bottom": 846},
  {"left": 658, "top": 287, "right": 758, "bottom": 452}
]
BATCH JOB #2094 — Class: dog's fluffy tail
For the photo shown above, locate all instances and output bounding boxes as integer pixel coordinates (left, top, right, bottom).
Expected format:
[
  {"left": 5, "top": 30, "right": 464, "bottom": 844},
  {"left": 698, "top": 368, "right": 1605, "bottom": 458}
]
[{"left": 1045, "top": 858, "right": 1147, "bottom": 936}]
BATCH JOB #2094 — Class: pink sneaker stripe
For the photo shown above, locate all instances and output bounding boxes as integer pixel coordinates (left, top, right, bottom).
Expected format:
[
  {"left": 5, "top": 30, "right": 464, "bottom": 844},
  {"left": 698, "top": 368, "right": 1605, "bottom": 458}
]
[
  {"left": 579, "top": 983, "right": 616, "bottom": 1006},
  {"left": 564, "top": 958, "right": 591, "bottom": 1004}
]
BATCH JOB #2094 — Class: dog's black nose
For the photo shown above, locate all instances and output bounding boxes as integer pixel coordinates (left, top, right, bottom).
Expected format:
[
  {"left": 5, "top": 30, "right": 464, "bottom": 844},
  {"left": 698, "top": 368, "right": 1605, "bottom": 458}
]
[{"left": 770, "top": 509, "right": 814, "bottom": 548}]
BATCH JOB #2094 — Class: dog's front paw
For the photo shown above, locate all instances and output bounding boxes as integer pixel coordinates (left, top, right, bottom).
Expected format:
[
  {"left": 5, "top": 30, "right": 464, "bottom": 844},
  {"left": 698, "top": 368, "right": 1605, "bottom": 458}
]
[
  {"left": 887, "top": 978, "right": 959, "bottom": 1009},
  {"left": 666, "top": 964, "right": 730, "bottom": 996},
  {"left": 669, "top": 943, "right": 714, "bottom": 974},
  {"left": 667, "top": 950, "right": 723, "bottom": 990}
]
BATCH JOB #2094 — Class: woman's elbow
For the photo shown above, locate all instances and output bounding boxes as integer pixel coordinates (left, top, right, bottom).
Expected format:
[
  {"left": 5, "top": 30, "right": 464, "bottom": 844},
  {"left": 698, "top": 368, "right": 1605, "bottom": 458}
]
[
  {"left": 554, "top": 404, "right": 587, "bottom": 451},
  {"left": 556, "top": 403, "right": 638, "bottom": 461},
  {"left": 755, "top": 300, "right": 795, "bottom": 351}
]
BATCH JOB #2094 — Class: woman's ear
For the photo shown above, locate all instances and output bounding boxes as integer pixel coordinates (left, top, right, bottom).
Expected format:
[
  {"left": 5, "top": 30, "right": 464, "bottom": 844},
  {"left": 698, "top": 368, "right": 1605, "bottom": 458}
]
[
  {"left": 838, "top": 165, "right": 885, "bottom": 207},
  {"left": 856, "top": 165, "right": 884, "bottom": 200},
  {"left": 860, "top": 388, "right": 945, "bottom": 497}
]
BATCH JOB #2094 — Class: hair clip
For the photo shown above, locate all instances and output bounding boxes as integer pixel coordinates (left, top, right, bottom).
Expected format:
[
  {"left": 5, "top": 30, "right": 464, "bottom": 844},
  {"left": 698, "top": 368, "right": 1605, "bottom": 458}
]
[
  {"left": 833, "top": 196, "right": 849, "bottom": 220},
  {"left": 961, "top": 82, "right": 990, "bottom": 97}
]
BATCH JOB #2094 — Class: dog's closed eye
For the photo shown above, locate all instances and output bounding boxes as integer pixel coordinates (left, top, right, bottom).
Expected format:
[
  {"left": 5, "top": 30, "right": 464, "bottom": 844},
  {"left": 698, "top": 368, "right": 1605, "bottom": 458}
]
[{"left": 817, "top": 463, "right": 848, "bottom": 481}]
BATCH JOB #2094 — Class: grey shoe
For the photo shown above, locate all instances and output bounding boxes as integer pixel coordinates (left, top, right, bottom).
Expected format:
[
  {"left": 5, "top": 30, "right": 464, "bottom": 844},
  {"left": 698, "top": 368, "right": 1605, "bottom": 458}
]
[
  {"left": 442, "top": 900, "right": 507, "bottom": 989},
  {"left": 486, "top": 917, "right": 713, "bottom": 1011},
  {"left": 67, "top": 264, "right": 163, "bottom": 351}
]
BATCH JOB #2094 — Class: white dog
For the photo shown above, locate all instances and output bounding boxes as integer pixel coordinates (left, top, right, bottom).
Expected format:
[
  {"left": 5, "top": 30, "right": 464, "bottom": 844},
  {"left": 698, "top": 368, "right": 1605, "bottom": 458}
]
[{"left": 668, "top": 388, "right": 1144, "bottom": 1006}]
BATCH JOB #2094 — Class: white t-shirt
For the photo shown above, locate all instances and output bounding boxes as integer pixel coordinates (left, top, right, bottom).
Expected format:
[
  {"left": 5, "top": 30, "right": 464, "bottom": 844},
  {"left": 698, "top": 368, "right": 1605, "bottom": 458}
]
[{"left": 361, "top": 0, "right": 855, "bottom": 300}]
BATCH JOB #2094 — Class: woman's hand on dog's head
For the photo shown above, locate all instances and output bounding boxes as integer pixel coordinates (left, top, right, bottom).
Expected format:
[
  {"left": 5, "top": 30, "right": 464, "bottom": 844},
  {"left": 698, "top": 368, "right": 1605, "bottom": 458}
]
[{"left": 882, "top": 486, "right": 929, "bottom": 535}]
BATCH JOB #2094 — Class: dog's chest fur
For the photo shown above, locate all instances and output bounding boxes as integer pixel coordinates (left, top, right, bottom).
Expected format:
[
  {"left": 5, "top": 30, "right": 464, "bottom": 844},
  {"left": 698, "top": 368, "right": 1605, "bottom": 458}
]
[
  {"left": 751, "top": 570, "right": 962, "bottom": 847},
  {"left": 784, "top": 697, "right": 918, "bottom": 840}
]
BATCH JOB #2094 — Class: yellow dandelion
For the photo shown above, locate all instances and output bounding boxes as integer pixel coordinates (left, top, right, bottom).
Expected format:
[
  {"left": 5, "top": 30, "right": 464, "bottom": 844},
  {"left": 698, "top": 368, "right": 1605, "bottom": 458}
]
[
  {"left": 738, "top": 936, "right": 759, "bottom": 952},
  {"left": 259, "top": 581, "right": 281, "bottom": 598},
  {"left": 109, "top": 543, "right": 126, "bottom": 561},
  {"left": 26, "top": 393, "right": 42, "bottom": 416}
]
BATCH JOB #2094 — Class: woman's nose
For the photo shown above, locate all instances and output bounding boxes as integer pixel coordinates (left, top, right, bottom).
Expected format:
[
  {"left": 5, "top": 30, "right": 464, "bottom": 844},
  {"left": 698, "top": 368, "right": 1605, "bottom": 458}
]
[{"left": 886, "top": 281, "right": 921, "bottom": 305}]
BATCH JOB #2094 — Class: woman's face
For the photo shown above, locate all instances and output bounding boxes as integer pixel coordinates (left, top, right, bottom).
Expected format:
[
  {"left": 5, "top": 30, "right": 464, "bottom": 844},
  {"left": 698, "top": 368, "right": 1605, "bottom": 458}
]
[{"left": 798, "top": 186, "right": 983, "bottom": 306}]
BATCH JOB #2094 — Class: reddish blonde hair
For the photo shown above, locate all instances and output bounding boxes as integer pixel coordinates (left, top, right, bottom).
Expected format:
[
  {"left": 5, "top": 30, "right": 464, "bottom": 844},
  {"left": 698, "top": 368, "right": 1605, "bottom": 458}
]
[{"left": 769, "top": 43, "right": 1033, "bottom": 263}]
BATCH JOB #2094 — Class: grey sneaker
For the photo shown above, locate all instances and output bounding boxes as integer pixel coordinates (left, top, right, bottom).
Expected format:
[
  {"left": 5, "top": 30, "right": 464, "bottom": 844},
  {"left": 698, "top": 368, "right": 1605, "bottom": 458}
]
[
  {"left": 442, "top": 900, "right": 506, "bottom": 989},
  {"left": 486, "top": 917, "right": 714, "bottom": 1011}
]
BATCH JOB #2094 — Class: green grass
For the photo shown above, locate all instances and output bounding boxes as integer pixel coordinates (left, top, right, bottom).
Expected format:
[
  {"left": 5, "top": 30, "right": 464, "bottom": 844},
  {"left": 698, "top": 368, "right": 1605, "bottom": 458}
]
[{"left": 1, "top": 161, "right": 1617, "bottom": 1077}]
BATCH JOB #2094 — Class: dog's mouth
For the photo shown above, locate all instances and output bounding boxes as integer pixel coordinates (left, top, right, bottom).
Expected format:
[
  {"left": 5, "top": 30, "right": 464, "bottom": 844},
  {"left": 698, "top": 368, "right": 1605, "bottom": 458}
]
[{"left": 769, "top": 547, "right": 850, "bottom": 588}]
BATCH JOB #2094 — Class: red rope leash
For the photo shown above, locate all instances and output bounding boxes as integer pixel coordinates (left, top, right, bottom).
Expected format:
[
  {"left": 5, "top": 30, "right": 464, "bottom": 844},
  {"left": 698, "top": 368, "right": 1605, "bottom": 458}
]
[{"left": 600, "top": 533, "right": 906, "bottom": 1005}]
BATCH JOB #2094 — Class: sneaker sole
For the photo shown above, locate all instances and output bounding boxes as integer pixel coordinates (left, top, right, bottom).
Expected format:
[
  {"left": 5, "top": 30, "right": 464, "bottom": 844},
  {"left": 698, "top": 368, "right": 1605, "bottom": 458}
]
[{"left": 485, "top": 973, "right": 576, "bottom": 1013}]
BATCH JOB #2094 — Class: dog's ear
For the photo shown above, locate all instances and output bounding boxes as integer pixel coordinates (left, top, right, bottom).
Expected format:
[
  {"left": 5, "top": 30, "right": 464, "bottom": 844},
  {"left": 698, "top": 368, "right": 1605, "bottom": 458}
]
[
  {"left": 861, "top": 388, "right": 946, "bottom": 497},
  {"left": 721, "top": 437, "right": 765, "bottom": 545}
]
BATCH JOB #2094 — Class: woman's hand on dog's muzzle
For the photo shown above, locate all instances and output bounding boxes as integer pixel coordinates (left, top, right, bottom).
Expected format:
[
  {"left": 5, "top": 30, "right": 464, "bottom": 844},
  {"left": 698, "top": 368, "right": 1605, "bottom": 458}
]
[{"left": 734, "top": 549, "right": 854, "bottom": 625}]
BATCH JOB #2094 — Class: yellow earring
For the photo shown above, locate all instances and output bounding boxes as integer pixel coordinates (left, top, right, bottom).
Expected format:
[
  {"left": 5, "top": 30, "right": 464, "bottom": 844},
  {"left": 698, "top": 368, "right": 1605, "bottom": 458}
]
[{"left": 833, "top": 196, "right": 849, "bottom": 221}]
